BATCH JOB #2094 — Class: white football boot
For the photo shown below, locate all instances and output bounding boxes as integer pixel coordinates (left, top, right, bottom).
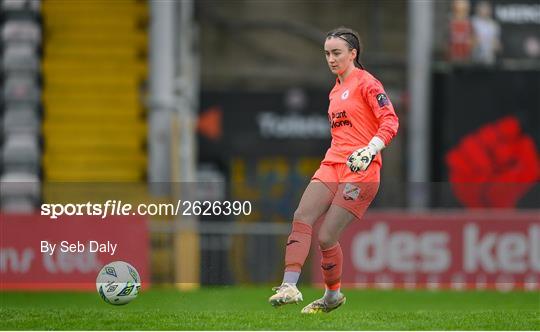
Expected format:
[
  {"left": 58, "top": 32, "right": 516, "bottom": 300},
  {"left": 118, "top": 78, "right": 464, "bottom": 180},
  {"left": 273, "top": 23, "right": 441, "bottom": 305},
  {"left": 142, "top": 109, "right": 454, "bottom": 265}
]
[
  {"left": 301, "top": 293, "right": 346, "bottom": 314},
  {"left": 269, "top": 283, "right": 303, "bottom": 307}
]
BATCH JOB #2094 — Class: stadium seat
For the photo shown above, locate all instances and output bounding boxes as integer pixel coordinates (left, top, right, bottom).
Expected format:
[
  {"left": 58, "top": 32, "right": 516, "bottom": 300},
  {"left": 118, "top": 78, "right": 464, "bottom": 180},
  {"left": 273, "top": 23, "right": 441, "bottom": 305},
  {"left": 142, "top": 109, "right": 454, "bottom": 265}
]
[
  {"left": 1, "top": 0, "right": 40, "bottom": 12},
  {"left": 2, "top": 75, "right": 40, "bottom": 104},
  {"left": 1, "top": 19, "right": 41, "bottom": 44},
  {"left": 0, "top": 195, "right": 36, "bottom": 212},
  {"left": 2, "top": 43, "right": 40, "bottom": 73},
  {"left": 2, "top": 106, "right": 39, "bottom": 136},
  {"left": 0, "top": 171, "right": 40, "bottom": 213},
  {"left": 1, "top": 133, "right": 40, "bottom": 174}
]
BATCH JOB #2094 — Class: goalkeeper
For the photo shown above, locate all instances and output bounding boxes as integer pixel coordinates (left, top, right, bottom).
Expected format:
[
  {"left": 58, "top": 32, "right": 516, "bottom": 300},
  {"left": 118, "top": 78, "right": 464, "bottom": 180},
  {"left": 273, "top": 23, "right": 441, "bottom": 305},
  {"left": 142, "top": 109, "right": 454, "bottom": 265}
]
[{"left": 269, "top": 27, "right": 399, "bottom": 314}]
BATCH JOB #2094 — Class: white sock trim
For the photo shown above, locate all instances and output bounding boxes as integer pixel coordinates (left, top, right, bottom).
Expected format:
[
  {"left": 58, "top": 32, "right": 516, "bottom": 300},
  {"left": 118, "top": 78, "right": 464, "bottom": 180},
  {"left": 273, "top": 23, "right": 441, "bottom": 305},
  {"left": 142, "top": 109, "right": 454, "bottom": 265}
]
[
  {"left": 324, "top": 289, "right": 341, "bottom": 303},
  {"left": 283, "top": 271, "right": 300, "bottom": 285}
]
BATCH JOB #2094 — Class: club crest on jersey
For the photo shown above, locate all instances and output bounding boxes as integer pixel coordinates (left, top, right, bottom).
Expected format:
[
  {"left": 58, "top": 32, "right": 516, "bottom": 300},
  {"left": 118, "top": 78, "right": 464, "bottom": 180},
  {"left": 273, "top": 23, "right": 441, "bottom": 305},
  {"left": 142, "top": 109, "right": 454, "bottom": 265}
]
[
  {"left": 341, "top": 89, "right": 350, "bottom": 100},
  {"left": 343, "top": 183, "right": 360, "bottom": 201},
  {"left": 376, "top": 93, "right": 389, "bottom": 107}
]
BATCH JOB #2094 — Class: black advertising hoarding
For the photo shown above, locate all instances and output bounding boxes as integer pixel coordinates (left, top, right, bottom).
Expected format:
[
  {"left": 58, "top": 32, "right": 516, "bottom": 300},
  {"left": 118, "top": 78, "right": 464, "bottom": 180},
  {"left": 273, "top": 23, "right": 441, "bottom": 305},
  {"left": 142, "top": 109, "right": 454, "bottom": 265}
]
[
  {"left": 198, "top": 89, "right": 331, "bottom": 159},
  {"left": 431, "top": 67, "right": 540, "bottom": 208},
  {"left": 492, "top": 0, "right": 540, "bottom": 59},
  {"left": 198, "top": 89, "right": 332, "bottom": 223}
]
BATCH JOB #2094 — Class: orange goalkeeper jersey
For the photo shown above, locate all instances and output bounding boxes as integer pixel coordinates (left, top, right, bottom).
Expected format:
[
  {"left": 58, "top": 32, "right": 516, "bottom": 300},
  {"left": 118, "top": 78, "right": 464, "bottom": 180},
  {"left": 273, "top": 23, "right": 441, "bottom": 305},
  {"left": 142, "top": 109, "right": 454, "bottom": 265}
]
[{"left": 323, "top": 67, "right": 399, "bottom": 167}]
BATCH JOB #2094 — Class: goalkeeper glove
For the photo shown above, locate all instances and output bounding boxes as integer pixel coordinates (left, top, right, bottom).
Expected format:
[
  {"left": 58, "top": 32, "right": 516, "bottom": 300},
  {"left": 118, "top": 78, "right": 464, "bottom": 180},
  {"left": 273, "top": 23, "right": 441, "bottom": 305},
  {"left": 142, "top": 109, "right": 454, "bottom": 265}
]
[{"left": 346, "top": 137, "right": 385, "bottom": 172}]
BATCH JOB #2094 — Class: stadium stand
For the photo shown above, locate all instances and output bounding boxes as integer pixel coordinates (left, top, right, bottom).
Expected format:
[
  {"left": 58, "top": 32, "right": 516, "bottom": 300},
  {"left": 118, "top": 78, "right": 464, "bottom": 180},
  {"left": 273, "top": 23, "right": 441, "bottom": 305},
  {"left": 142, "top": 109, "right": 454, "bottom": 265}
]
[
  {"left": 39, "top": 0, "right": 148, "bottom": 206},
  {"left": 0, "top": 0, "right": 42, "bottom": 212},
  {"left": 41, "top": 0, "right": 147, "bottom": 183}
]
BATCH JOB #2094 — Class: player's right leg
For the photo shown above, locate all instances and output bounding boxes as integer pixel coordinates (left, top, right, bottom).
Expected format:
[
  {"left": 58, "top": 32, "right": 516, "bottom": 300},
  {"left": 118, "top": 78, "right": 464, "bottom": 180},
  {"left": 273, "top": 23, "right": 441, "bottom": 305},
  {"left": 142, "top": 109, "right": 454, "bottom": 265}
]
[
  {"left": 301, "top": 204, "right": 356, "bottom": 314},
  {"left": 269, "top": 180, "right": 335, "bottom": 307}
]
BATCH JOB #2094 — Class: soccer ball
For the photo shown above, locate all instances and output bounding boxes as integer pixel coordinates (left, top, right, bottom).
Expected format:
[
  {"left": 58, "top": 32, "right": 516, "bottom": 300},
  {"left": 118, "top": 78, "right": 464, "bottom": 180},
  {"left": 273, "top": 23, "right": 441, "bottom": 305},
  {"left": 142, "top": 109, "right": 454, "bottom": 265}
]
[{"left": 96, "top": 261, "right": 141, "bottom": 305}]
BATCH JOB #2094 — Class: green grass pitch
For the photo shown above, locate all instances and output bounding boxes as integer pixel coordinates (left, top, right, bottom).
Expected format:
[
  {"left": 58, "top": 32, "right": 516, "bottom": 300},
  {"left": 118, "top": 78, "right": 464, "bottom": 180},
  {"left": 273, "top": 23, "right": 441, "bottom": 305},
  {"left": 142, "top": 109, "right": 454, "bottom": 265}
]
[{"left": 1, "top": 287, "right": 538, "bottom": 330}]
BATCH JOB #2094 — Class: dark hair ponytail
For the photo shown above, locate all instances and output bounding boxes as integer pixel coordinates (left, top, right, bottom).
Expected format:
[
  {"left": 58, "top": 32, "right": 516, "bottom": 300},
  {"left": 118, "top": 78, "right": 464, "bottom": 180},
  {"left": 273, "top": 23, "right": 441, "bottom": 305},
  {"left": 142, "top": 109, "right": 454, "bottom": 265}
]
[{"left": 326, "top": 27, "right": 364, "bottom": 69}]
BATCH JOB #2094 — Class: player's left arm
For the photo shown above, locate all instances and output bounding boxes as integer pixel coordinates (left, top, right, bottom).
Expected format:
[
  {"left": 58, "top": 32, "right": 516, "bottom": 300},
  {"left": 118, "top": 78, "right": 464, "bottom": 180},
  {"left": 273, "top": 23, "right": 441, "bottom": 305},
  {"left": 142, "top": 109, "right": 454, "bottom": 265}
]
[{"left": 347, "top": 81, "right": 399, "bottom": 172}]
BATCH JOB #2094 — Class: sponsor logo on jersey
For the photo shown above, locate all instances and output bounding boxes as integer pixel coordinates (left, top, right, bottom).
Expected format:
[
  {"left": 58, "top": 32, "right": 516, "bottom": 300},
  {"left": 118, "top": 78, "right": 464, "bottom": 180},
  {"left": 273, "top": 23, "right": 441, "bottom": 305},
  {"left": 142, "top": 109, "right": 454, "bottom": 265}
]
[
  {"left": 343, "top": 183, "right": 361, "bottom": 201},
  {"left": 330, "top": 110, "right": 353, "bottom": 129},
  {"left": 331, "top": 120, "right": 353, "bottom": 128},
  {"left": 376, "top": 93, "right": 389, "bottom": 107}
]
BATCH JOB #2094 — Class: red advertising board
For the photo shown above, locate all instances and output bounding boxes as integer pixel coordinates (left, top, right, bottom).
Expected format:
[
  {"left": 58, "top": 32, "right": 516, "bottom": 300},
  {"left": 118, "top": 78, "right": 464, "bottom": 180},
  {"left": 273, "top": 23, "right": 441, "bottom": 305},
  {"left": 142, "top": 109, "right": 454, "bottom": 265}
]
[
  {"left": 312, "top": 211, "right": 540, "bottom": 291},
  {"left": 0, "top": 214, "right": 149, "bottom": 290}
]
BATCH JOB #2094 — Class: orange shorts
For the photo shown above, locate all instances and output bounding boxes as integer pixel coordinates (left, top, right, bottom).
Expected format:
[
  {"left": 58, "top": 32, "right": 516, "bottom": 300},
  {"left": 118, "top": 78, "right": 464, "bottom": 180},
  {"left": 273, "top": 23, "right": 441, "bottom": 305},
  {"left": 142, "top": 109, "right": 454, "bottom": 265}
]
[{"left": 312, "top": 162, "right": 380, "bottom": 219}]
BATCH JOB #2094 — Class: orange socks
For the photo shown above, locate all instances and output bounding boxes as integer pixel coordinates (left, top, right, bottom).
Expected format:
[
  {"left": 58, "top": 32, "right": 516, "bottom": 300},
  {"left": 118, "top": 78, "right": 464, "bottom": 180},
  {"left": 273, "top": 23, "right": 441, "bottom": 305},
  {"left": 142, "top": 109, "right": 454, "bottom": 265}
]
[
  {"left": 284, "top": 221, "right": 342, "bottom": 291},
  {"left": 320, "top": 243, "right": 342, "bottom": 290},
  {"left": 284, "top": 221, "right": 313, "bottom": 272}
]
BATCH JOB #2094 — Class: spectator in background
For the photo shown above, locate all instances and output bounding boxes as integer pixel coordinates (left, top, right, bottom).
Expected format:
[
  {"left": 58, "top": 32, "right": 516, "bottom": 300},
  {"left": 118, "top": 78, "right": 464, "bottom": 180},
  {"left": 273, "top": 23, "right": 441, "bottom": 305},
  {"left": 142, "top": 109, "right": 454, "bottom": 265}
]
[
  {"left": 449, "top": 0, "right": 473, "bottom": 62},
  {"left": 471, "top": 0, "right": 501, "bottom": 65},
  {"left": 524, "top": 36, "right": 540, "bottom": 58}
]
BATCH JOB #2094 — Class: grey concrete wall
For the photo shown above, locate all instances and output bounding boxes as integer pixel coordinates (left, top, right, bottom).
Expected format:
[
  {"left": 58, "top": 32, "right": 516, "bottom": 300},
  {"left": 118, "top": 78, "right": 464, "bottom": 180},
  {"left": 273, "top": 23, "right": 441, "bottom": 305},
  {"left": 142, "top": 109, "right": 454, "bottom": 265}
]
[{"left": 197, "top": 0, "right": 407, "bottom": 90}]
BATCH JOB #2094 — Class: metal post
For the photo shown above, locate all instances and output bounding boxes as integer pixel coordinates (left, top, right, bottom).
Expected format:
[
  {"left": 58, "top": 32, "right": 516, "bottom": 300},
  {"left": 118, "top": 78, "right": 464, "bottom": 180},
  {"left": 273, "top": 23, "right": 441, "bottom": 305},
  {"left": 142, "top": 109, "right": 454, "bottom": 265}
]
[
  {"left": 175, "top": 0, "right": 198, "bottom": 185},
  {"left": 407, "top": 0, "right": 433, "bottom": 210},
  {"left": 148, "top": 0, "right": 176, "bottom": 196},
  {"left": 171, "top": 0, "right": 200, "bottom": 290}
]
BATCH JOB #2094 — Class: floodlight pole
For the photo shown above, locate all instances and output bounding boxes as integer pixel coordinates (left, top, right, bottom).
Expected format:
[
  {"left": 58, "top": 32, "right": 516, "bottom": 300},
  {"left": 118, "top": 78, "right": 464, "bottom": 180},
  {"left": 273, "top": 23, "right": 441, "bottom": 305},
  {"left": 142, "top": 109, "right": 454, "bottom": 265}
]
[
  {"left": 407, "top": 0, "right": 433, "bottom": 210},
  {"left": 149, "top": 0, "right": 200, "bottom": 289},
  {"left": 172, "top": 0, "right": 200, "bottom": 290},
  {"left": 148, "top": 0, "right": 175, "bottom": 196}
]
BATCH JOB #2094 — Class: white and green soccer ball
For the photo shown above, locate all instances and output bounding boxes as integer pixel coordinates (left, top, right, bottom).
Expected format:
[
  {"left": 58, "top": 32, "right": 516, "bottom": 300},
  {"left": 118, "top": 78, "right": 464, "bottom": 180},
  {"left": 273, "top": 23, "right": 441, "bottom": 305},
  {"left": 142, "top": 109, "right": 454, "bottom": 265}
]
[{"left": 96, "top": 261, "right": 141, "bottom": 305}]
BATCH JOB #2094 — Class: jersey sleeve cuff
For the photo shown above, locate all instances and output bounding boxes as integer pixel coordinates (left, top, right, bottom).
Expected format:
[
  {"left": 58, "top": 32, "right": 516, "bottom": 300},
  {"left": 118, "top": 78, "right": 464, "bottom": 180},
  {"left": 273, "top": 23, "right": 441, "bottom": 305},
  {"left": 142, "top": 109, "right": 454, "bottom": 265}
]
[{"left": 368, "top": 136, "right": 386, "bottom": 153}]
